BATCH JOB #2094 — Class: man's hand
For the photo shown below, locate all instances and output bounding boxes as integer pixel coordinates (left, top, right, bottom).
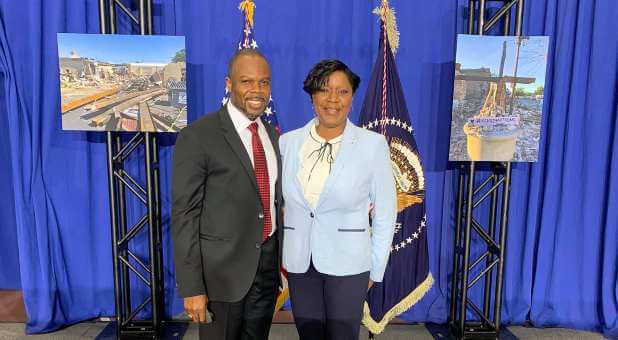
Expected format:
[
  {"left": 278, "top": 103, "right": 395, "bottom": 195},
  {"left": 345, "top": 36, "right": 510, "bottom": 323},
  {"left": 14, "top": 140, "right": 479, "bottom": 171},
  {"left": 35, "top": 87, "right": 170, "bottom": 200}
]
[
  {"left": 368, "top": 280, "right": 374, "bottom": 290},
  {"left": 184, "top": 294, "right": 208, "bottom": 323}
]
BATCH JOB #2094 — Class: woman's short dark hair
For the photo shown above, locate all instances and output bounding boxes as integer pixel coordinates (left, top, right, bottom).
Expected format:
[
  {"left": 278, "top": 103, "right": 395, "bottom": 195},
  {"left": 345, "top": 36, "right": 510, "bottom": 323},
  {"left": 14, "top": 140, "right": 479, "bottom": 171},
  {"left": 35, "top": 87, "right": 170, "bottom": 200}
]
[{"left": 303, "top": 59, "right": 360, "bottom": 97}]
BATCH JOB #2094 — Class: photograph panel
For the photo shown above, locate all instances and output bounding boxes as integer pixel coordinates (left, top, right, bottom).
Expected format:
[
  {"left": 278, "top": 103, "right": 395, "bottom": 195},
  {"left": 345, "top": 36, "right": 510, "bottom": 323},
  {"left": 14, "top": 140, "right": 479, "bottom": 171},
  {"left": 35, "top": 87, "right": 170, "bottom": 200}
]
[
  {"left": 58, "top": 33, "right": 187, "bottom": 132},
  {"left": 448, "top": 34, "right": 549, "bottom": 162}
]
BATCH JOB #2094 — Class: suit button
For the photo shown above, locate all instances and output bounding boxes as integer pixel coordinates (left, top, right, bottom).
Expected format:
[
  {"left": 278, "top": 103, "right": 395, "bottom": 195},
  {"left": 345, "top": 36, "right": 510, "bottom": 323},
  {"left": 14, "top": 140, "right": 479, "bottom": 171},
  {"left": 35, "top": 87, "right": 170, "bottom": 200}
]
[
  {"left": 258, "top": 213, "right": 264, "bottom": 219},
  {"left": 255, "top": 242, "right": 261, "bottom": 249},
  {"left": 310, "top": 212, "right": 314, "bottom": 218}
]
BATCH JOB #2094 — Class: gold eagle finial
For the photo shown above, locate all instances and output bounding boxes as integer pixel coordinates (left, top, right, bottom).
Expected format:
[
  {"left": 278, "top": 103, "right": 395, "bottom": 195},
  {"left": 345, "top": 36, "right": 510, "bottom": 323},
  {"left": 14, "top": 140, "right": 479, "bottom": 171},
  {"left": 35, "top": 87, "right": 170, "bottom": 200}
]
[{"left": 239, "top": 0, "right": 255, "bottom": 28}]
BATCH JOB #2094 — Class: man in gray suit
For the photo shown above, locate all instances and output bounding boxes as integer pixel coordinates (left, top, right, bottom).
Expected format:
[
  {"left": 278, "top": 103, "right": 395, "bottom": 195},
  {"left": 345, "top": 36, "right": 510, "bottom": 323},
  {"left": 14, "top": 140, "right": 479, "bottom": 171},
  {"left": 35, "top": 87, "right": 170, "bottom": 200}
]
[{"left": 171, "top": 48, "right": 282, "bottom": 340}]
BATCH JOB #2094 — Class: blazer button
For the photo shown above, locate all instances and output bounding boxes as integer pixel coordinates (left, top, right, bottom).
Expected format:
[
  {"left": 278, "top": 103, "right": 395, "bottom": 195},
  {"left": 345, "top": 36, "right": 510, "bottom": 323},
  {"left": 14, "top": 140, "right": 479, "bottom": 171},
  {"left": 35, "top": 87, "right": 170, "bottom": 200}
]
[
  {"left": 258, "top": 213, "right": 264, "bottom": 219},
  {"left": 255, "top": 242, "right": 261, "bottom": 249},
  {"left": 310, "top": 212, "right": 314, "bottom": 218}
]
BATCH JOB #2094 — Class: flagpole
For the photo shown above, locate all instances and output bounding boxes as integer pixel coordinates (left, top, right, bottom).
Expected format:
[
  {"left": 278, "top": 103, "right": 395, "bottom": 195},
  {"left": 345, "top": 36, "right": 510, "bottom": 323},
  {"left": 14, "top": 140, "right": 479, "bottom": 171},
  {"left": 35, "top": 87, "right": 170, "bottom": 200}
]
[
  {"left": 369, "top": 3, "right": 390, "bottom": 339},
  {"left": 362, "top": 0, "right": 434, "bottom": 336},
  {"left": 370, "top": 5, "right": 388, "bottom": 338},
  {"left": 233, "top": 0, "right": 286, "bottom": 316},
  {"left": 379, "top": 9, "right": 388, "bottom": 136}
]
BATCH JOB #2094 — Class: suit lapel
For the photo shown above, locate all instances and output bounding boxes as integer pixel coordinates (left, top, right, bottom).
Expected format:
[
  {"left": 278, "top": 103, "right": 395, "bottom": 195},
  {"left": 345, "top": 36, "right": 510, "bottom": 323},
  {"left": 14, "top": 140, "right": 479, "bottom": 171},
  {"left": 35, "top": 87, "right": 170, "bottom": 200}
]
[
  {"left": 218, "top": 107, "right": 258, "bottom": 191},
  {"left": 291, "top": 122, "right": 312, "bottom": 210},
  {"left": 263, "top": 119, "right": 284, "bottom": 229},
  {"left": 262, "top": 117, "right": 281, "bottom": 169},
  {"left": 315, "top": 120, "right": 358, "bottom": 210}
]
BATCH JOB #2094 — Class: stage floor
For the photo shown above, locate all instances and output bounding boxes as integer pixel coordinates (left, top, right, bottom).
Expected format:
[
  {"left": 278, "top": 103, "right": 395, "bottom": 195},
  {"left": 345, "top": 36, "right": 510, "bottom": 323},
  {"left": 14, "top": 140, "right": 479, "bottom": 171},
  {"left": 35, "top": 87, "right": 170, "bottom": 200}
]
[{"left": 0, "top": 322, "right": 605, "bottom": 339}]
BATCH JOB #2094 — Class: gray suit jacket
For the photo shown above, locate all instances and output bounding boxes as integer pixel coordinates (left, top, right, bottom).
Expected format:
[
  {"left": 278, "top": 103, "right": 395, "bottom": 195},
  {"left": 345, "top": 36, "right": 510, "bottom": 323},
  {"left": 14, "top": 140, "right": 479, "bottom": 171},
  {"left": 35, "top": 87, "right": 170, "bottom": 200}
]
[{"left": 171, "top": 106, "right": 282, "bottom": 302}]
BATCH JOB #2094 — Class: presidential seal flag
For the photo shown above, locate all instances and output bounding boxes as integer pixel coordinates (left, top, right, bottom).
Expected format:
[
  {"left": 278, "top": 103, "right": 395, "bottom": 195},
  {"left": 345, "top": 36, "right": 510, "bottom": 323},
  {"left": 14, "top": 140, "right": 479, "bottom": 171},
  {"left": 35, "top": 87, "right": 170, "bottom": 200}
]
[
  {"left": 360, "top": 1, "right": 433, "bottom": 334},
  {"left": 223, "top": 0, "right": 287, "bottom": 311},
  {"left": 222, "top": 0, "right": 280, "bottom": 131}
]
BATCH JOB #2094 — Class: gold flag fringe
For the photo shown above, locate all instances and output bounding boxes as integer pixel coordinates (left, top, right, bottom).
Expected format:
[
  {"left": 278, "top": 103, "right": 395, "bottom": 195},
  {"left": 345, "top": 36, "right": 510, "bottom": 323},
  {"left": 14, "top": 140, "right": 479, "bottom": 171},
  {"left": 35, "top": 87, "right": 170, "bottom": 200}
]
[
  {"left": 274, "top": 287, "right": 289, "bottom": 313},
  {"left": 239, "top": 0, "right": 255, "bottom": 28},
  {"left": 362, "top": 272, "right": 434, "bottom": 334},
  {"left": 373, "top": 0, "right": 400, "bottom": 55}
]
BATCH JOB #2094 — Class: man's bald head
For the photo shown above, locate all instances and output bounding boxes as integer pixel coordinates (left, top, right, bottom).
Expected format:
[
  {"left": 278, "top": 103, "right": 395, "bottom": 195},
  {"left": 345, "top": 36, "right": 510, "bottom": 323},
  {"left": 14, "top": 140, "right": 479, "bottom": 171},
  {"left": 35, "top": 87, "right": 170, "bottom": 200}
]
[{"left": 227, "top": 48, "right": 269, "bottom": 77}]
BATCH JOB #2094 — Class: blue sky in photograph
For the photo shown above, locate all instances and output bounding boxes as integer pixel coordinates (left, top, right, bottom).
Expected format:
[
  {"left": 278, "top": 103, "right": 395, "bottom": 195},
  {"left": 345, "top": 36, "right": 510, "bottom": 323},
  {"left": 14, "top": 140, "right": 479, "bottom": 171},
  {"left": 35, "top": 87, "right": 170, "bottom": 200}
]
[
  {"left": 456, "top": 34, "right": 549, "bottom": 91},
  {"left": 57, "top": 33, "right": 185, "bottom": 64}
]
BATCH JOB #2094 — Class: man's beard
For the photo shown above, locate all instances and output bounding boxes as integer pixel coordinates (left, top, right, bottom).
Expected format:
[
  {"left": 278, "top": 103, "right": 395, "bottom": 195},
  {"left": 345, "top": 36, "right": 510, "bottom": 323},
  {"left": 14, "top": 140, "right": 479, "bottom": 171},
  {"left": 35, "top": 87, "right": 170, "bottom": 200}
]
[
  {"left": 232, "top": 96, "right": 265, "bottom": 120},
  {"left": 243, "top": 110, "right": 263, "bottom": 121}
]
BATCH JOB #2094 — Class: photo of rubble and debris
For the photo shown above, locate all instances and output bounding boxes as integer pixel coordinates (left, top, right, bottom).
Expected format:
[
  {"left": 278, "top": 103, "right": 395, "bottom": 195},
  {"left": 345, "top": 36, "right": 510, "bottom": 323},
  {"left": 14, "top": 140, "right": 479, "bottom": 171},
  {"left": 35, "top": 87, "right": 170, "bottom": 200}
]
[
  {"left": 57, "top": 33, "right": 186, "bottom": 132},
  {"left": 448, "top": 34, "right": 549, "bottom": 162}
]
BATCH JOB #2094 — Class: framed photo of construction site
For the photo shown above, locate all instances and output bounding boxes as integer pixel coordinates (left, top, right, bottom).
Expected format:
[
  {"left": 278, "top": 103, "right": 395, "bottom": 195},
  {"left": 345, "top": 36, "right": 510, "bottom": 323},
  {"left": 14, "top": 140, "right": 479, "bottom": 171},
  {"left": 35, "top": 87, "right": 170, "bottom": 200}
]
[
  {"left": 57, "top": 33, "right": 187, "bottom": 132},
  {"left": 448, "top": 34, "right": 549, "bottom": 162}
]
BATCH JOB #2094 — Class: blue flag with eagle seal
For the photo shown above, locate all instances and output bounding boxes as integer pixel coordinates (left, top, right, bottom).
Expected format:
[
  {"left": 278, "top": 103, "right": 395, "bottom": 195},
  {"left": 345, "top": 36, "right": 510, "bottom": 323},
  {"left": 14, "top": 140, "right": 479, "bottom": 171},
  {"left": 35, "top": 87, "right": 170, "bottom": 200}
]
[{"left": 360, "top": 3, "right": 433, "bottom": 334}]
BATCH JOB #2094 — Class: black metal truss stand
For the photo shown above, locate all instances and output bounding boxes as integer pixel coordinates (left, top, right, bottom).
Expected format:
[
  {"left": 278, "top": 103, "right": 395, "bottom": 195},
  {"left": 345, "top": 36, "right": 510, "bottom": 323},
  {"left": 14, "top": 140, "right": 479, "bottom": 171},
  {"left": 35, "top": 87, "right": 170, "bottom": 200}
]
[
  {"left": 449, "top": 162, "right": 512, "bottom": 339},
  {"left": 448, "top": 1, "right": 524, "bottom": 339},
  {"left": 106, "top": 132, "right": 164, "bottom": 339},
  {"left": 99, "top": 1, "right": 164, "bottom": 338}
]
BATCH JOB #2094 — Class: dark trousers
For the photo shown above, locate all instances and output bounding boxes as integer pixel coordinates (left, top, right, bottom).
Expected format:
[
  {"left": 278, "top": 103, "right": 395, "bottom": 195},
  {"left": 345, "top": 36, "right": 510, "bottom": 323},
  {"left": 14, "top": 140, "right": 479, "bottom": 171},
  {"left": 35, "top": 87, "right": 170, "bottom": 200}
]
[
  {"left": 199, "top": 235, "right": 278, "bottom": 340},
  {"left": 288, "top": 261, "right": 370, "bottom": 340}
]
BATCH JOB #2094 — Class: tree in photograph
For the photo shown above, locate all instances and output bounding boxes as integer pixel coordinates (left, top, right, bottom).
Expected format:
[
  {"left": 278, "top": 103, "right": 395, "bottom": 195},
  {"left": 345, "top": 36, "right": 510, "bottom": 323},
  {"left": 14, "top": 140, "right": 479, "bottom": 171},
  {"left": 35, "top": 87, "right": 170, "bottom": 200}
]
[{"left": 172, "top": 49, "right": 185, "bottom": 63}]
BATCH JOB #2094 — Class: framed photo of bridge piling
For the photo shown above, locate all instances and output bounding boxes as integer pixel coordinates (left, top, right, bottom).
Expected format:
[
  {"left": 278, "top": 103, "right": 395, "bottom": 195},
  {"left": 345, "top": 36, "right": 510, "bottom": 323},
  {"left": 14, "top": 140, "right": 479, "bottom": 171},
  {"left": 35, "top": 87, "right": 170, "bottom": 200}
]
[
  {"left": 448, "top": 34, "right": 549, "bottom": 162},
  {"left": 57, "top": 33, "right": 187, "bottom": 132}
]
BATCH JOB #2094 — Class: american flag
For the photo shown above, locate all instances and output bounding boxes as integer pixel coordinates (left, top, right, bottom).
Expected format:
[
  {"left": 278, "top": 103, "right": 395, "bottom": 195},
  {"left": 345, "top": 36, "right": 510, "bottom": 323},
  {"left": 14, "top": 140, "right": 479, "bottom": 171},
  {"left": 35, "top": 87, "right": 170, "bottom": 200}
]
[
  {"left": 359, "top": 2, "right": 433, "bottom": 334},
  {"left": 224, "top": 0, "right": 287, "bottom": 312},
  {"left": 222, "top": 0, "right": 280, "bottom": 132}
]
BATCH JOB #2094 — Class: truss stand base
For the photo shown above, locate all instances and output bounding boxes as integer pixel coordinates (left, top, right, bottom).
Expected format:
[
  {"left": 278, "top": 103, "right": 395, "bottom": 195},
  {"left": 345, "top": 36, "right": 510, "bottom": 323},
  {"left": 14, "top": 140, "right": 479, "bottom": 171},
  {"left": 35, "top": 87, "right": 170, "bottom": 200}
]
[{"left": 97, "top": 321, "right": 189, "bottom": 340}]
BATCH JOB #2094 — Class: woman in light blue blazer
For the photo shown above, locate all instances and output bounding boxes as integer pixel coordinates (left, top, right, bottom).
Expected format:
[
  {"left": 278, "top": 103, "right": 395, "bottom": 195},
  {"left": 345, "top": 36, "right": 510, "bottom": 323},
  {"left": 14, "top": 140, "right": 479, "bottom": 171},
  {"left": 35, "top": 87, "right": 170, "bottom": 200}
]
[{"left": 279, "top": 60, "right": 397, "bottom": 340}]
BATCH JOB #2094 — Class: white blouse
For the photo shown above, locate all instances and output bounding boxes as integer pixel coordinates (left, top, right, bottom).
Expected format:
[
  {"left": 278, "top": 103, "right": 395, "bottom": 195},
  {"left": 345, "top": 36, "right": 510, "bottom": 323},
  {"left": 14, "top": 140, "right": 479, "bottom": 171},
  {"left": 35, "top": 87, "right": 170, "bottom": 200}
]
[{"left": 297, "top": 123, "right": 343, "bottom": 209}]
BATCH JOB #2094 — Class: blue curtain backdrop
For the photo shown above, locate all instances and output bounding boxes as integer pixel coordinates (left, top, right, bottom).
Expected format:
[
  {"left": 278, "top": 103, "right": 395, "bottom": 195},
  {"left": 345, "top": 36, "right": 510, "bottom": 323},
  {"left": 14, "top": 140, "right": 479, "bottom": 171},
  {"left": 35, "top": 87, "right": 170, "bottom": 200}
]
[
  {"left": 0, "top": 70, "right": 20, "bottom": 289},
  {"left": 0, "top": 0, "right": 615, "bottom": 337}
]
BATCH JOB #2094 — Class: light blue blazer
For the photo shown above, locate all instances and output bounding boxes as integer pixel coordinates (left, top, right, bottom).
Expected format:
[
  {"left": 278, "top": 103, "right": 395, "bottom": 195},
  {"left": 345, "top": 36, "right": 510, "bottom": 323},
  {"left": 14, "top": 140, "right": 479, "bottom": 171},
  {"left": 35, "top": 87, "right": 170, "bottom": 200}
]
[{"left": 279, "top": 119, "right": 397, "bottom": 282}]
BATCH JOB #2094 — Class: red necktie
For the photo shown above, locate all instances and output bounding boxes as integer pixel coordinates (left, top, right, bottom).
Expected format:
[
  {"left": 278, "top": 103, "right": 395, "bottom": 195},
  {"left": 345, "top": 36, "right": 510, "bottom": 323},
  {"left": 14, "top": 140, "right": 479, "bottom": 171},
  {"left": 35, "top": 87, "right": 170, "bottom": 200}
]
[{"left": 248, "top": 122, "right": 272, "bottom": 241}]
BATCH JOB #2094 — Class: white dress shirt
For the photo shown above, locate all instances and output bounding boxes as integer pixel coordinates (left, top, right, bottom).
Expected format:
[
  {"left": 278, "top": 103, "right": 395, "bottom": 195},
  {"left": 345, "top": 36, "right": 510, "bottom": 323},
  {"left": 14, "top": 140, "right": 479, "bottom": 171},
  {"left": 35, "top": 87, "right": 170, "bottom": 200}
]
[
  {"left": 297, "top": 122, "right": 343, "bottom": 209},
  {"left": 227, "top": 101, "right": 278, "bottom": 236}
]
